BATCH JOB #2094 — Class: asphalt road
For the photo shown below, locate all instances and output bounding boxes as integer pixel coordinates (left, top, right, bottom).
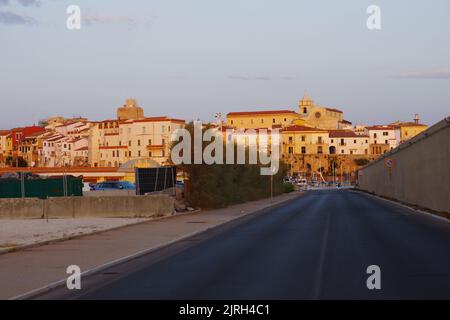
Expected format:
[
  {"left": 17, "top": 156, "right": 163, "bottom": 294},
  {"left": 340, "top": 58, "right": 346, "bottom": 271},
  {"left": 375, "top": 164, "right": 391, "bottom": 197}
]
[{"left": 36, "top": 190, "right": 450, "bottom": 299}]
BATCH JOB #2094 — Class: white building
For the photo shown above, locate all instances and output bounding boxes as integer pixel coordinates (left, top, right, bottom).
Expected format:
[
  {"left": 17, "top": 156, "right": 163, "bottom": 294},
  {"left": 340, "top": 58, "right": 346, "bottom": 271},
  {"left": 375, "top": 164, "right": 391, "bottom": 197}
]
[
  {"left": 367, "top": 125, "right": 398, "bottom": 153},
  {"left": 328, "top": 130, "right": 369, "bottom": 155}
]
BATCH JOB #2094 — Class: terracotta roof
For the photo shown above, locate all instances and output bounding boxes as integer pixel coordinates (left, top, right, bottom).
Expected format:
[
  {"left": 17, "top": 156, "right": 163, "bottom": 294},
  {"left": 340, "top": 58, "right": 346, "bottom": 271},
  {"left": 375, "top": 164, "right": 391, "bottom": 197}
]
[
  {"left": 128, "top": 117, "right": 185, "bottom": 124},
  {"left": 392, "top": 122, "right": 427, "bottom": 127},
  {"left": 366, "top": 125, "right": 395, "bottom": 130},
  {"left": 340, "top": 119, "right": 352, "bottom": 125},
  {"left": 0, "top": 130, "right": 11, "bottom": 136},
  {"left": 75, "top": 146, "right": 89, "bottom": 151},
  {"left": 281, "top": 125, "right": 327, "bottom": 132},
  {"left": 329, "top": 130, "right": 367, "bottom": 138},
  {"left": 325, "top": 107, "right": 343, "bottom": 114},
  {"left": 227, "top": 110, "right": 297, "bottom": 116}
]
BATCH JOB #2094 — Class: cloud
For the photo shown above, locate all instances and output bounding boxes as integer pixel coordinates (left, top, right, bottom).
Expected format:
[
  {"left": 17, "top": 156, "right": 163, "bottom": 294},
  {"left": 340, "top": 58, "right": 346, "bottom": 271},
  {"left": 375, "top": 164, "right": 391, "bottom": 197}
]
[
  {"left": 0, "top": 10, "right": 36, "bottom": 25},
  {"left": 0, "top": 0, "right": 40, "bottom": 7},
  {"left": 392, "top": 69, "right": 450, "bottom": 79},
  {"left": 17, "top": 0, "right": 40, "bottom": 7}
]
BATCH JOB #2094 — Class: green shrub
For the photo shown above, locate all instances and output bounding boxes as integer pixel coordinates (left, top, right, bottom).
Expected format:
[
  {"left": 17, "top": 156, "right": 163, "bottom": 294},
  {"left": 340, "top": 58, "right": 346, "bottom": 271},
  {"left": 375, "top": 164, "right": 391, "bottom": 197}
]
[{"left": 283, "top": 182, "right": 295, "bottom": 193}]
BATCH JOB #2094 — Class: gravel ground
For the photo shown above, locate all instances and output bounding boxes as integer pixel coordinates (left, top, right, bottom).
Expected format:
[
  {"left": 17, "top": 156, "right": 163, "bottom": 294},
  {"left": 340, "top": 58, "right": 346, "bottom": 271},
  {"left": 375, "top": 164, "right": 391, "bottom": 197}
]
[{"left": 0, "top": 218, "right": 150, "bottom": 252}]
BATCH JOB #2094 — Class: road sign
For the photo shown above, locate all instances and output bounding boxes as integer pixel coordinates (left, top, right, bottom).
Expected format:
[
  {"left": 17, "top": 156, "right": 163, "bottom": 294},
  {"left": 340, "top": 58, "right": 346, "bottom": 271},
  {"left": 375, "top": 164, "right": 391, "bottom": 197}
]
[{"left": 385, "top": 158, "right": 394, "bottom": 168}]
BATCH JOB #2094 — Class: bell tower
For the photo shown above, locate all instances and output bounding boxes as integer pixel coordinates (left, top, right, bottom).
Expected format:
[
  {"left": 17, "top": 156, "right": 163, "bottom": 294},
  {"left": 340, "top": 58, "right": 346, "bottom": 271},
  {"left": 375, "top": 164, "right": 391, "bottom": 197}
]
[
  {"left": 298, "top": 92, "right": 314, "bottom": 115},
  {"left": 299, "top": 92, "right": 313, "bottom": 115}
]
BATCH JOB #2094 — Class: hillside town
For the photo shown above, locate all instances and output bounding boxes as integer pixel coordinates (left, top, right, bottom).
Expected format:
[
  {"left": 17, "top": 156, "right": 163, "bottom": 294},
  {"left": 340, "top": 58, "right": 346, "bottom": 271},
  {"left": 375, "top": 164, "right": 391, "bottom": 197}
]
[{"left": 0, "top": 93, "right": 428, "bottom": 180}]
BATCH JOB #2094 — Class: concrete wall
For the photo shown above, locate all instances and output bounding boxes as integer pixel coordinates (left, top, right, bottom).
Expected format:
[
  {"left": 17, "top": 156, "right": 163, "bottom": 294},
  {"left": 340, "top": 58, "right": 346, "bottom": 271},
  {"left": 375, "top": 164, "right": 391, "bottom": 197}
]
[
  {"left": 358, "top": 117, "right": 450, "bottom": 214},
  {"left": 0, "top": 194, "right": 174, "bottom": 219}
]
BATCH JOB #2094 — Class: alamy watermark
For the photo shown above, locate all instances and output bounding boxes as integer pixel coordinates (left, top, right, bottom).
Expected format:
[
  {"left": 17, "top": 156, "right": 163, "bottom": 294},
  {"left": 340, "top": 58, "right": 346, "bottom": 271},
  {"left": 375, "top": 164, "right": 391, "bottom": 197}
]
[
  {"left": 66, "top": 265, "right": 81, "bottom": 290},
  {"left": 170, "top": 121, "right": 280, "bottom": 176},
  {"left": 367, "top": 5, "right": 381, "bottom": 30}
]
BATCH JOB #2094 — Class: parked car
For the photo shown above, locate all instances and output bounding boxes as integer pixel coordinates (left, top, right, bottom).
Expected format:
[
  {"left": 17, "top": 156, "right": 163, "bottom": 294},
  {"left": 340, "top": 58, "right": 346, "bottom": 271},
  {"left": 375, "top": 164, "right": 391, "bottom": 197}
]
[{"left": 91, "top": 181, "right": 136, "bottom": 191}]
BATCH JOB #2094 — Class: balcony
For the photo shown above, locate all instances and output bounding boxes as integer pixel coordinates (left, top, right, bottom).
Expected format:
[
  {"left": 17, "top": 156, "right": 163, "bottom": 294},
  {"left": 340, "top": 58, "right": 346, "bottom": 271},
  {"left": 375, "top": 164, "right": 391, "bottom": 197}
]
[{"left": 147, "top": 144, "right": 166, "bottom": 151}]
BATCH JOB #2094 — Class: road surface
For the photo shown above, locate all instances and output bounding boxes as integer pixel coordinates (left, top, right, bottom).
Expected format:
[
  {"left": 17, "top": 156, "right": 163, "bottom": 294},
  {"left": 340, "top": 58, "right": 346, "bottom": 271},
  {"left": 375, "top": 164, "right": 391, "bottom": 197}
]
[{"left": 35, "top": 190, "right": 450, "bottom": 299}]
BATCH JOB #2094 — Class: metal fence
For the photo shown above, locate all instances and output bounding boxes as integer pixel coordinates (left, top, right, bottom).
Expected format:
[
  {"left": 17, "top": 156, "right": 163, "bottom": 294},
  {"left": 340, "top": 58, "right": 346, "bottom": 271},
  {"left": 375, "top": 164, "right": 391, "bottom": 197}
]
[{"left": 135, "top": 166, "right": 177, "bottom": 196}]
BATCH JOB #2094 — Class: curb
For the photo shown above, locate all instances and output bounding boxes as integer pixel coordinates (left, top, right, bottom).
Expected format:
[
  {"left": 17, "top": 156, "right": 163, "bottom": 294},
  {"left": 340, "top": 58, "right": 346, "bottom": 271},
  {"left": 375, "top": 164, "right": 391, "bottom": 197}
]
[
  {"left": 10, "top": 192, "right": 303, "bottom": 300},
  {"left": 350, "top": 189, "right": 450, "bottom": 223},
  {"left": 0, "top": 210, "right": 204, "bottom": 256}
]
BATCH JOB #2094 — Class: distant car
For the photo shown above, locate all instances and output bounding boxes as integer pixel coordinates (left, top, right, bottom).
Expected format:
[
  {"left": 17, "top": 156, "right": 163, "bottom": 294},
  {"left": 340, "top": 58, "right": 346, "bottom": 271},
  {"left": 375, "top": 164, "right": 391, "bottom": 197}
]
[{"left": 91, "top": 181, "right": 136, "bottom": 191}]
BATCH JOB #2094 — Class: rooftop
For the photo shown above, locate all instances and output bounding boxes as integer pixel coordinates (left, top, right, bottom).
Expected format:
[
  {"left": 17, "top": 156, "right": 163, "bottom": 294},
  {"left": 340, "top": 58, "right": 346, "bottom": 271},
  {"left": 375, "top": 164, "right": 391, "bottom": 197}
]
[{"left": 227, "top": 110, "right": 297, "bottom": 116}]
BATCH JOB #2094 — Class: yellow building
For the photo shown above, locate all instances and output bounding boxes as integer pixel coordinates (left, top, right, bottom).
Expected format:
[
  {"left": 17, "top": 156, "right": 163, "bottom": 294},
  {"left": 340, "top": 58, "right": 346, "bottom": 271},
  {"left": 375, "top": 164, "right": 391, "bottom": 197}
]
[
  {"left": 0, "top": 130, "right": 11, "bottom": 165},
  {"left": 226, "top": 92, "right": 348, "bottom": 131},
  {"left": 89, "top": 117, "right": 185, "bottom": 168},
  {"left": 297, "top": 93, "right": 345, "bottom": 130},
  {"left": 117, "top": 98, "right": 145, "bottom": 121},
  {"left": 392, "top": 115, "right": 428, "bottom": 144},
  {"left": 281, "top": 125, "right": 329, "bottom": 156},
  {"left": 226, "top": 110, "right": 302, "bottom": 130}
]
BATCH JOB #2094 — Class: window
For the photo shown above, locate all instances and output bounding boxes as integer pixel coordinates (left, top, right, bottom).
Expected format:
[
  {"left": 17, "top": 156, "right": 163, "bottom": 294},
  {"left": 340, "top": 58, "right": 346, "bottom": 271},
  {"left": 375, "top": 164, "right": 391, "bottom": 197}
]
[
  {"left": 385, "top": 140, "right": 388, "bottom": 144},
  {"left": 231, "top": 120, "right": 234, "bottom": 125},
  {"left": 148, "top": 139, "right": 152, "bottom": 145},
  {"left": 383, "top": 132, "right": 388, "bottom": 136},
  {"left": 112, "top": 151, "right": 115, "bottom": 157},
  {"left": 331, "top": 139, "right": 334, "bottom": 143},
  {"left": 288, "top": 147, "right": 293, "bottom": 154},
  {"left": 354, "top": 140, "right": 356, "bottom": 144},
  {"left": 284, "top": 118, "right": 287, "bottom": 122},
  {"left": 374, "top": 133, "right": 377, "bottom": 138},
  {"left": 301, "top": 147, "right": 306, "bottom": 154},
  {"left": 341, "top": 150, "right": 345, "bottom": 154},
  {"left": 318, "top": 137, "right": 323, "bottom": 144},
  {"left": 128, "top": 151, "right": 131, "bottom": 157},
  {"left": 138, "top": 150, "right": 141, "bottom": 157},
  {"left": 272, "top": 118, "right": 276, "bottom": 123},
  {"left": 261, "top": 119, "right": 264, "bottom": 124},
  {"left": 138, "top": 140, "right": 141, "bottom": 146},
  {"left": 303, "top": 107, "right": 307, "bottom": 114},
  {"left": 301, "top": 135, "right": 306, "bottom": 142},
  {"left": 340, "top": 138, "right": 345, "bottom": 145},
  {"left": 162, "top": 139, "right": 166, "bottom": 145},
  {"left": 288, "top": 136, "right": 293, "bottom": 143},
  {"left": 317, "top": 146, "right": 323, "bottom": 154},
  {"left": 128, "top": 140, "right": 131, "bottom": 146},
  {"left": 149, "top": 151, "right": 152, "bottom": 157}
]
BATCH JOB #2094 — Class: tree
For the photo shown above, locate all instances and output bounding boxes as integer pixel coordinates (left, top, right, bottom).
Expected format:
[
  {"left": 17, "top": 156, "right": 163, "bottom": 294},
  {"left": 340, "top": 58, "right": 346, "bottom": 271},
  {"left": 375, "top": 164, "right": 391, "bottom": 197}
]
[
  {"left": 5, "top": 156, "right": 28, "bottom": 167},
  {"left": 170, "top": 122, "right": 288, "bottom": 209}
]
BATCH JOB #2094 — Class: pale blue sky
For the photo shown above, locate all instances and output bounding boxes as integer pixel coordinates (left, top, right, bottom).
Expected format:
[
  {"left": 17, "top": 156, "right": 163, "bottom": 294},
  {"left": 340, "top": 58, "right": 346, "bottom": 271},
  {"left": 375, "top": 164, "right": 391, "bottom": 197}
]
[{"left": 0, "top": 0, "right": 449, "bottom": 128}]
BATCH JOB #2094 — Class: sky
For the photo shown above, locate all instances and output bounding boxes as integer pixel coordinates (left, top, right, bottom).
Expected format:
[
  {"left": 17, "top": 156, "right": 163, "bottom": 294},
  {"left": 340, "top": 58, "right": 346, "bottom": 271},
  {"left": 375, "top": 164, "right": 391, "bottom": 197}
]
[{"left": 0, "top": 0, "right": 449, "bottom": 129}]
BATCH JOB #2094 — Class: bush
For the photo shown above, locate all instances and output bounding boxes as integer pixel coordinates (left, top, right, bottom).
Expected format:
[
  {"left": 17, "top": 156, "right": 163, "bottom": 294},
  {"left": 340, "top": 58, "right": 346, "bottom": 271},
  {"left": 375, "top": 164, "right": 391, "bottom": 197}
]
[
  {"left": 172, "top": 122, "right": 288, "bottom": 209},
  {"left": 354, "top": 158, "right": 371, "bottom": 166},
  {"left": 283, "top": 182, "right": 295, "bottom": 193}
]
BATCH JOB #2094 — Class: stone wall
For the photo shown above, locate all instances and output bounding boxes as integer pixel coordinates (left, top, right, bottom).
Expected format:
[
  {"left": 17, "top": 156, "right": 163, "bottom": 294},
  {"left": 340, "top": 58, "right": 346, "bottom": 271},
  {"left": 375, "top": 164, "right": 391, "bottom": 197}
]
[
  {"left": 358, "top": 117, "right": 450, "bottom": 214},
  {"left": 0, "top": 194, "right": 174, "bottom": 219}
]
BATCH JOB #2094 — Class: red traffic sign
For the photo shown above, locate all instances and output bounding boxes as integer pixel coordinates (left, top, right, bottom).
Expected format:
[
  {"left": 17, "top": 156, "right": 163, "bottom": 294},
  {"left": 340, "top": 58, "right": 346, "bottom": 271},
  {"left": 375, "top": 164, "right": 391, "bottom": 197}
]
[{"left": 385, "top": 158, "right": 394, "bottom": 168}]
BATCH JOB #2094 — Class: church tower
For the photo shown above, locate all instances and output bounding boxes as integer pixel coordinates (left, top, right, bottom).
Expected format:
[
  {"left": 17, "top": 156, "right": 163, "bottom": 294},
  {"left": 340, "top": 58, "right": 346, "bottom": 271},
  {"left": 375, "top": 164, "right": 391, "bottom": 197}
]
[
  {"left": 116, "top": 98, "right": 145, "bottom": 120},
  {"left": 299, "top": 92, "right": 313, "bottom": 115}
]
